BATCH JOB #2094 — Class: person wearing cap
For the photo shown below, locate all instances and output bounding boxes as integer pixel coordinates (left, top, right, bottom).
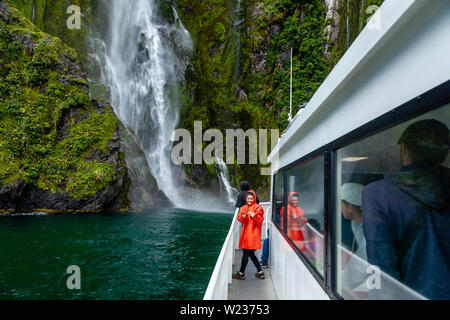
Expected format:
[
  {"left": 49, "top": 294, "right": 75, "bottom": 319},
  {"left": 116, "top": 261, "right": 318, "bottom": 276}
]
[
  {"left": 362, "top": 119, "right": 450, "bottom": 299},
  {"left": 341, "top": 183, "right": 366, "bottom": 258},
  {"left": 340, "top": 183, "right": 369, "bottom": 296}
]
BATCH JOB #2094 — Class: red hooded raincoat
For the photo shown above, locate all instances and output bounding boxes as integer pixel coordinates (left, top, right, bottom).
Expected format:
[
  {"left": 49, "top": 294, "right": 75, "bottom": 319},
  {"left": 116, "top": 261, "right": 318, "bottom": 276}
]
[
  {"left": 280, "top": 192, "right": 308, "bottom": 251},
  {"left": 237, "top": 190, "right": 264, "bottom": 250}
]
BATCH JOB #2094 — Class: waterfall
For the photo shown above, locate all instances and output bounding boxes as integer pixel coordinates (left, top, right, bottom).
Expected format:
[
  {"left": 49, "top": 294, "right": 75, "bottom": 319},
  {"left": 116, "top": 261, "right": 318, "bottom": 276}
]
[
  {"left": 89, "top": 0, "right": 192, "bottom": 205},
  {"left": 216, "top": 157, "right": 238, "bottom": 204},
  {"left": 232, "top": 0, "right": 242, "bottom": 83},
  {"left": 346, "top": 0, "right": 351, "bottom": 49},
  {"left": 31, "top": 0, "right": 36, "bottom": 24}
]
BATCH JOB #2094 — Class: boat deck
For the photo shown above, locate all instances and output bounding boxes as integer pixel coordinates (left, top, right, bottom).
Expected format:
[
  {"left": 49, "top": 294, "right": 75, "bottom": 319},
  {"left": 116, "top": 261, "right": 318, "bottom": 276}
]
[{"left": 228, "top": 243, "right": 277, "bottom": 300}]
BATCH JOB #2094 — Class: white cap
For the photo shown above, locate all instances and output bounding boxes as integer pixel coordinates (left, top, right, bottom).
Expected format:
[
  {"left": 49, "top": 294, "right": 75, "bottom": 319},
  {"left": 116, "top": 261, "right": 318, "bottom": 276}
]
[{"left": 341, "top": 183, "right": 365, "bottom": 206}]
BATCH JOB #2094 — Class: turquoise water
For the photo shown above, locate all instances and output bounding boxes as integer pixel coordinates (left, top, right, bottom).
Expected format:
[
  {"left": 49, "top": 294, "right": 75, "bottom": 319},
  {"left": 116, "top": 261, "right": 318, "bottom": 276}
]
[{"left": 0, "top": 208, "right": 233, "bottom": 300}]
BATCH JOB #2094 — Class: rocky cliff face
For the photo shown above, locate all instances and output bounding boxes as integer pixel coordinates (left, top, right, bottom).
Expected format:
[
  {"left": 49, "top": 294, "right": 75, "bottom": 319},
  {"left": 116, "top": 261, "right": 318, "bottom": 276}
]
[
  {"left": 0, "top": 1, "right": 129, "bottom": 212},
  {"left": 175, "top": 0, "right": 384, "bottom": 198},
  {"left": 6, "top": 0, "right": 96, "bottom": 61},
  {"left": 117, "top": 121, "right": 171, "bottom": 209},
  {"left": 324, "top": 0, "right": 385, "bottom": 65},
  {"left": 1, "top": 0, "right": 386, "bottom": 208}
]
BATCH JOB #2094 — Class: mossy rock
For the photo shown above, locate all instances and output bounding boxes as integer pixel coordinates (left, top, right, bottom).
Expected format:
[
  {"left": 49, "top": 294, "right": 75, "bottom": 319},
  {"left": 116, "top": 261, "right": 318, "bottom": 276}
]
[
  {"left": 0, "top": 1, "right": 129, "bottom": 211},
  {"left": 6, "top": 0, "right": 96, "bottom": 62}
]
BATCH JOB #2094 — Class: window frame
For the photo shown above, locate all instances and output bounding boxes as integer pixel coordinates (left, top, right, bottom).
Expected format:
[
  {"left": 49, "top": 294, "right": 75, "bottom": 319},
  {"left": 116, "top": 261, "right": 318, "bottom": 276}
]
[
  {"left": 271, "top": 79, "right": 450, "bottom": 300},
  {"left": 271, "top": 170, "right": 284, "bottom": 230},
  {"left": 273, "top": 152, "right": 329, "bottom": 295}
]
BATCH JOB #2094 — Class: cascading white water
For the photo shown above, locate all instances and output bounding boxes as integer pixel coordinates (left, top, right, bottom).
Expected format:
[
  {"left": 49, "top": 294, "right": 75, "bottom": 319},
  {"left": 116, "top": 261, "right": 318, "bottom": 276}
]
[
  {"left": 232, "top": 0, "right": 243, "bottom": 82},
  {"left": 89, "top": 0, "right": 192, "bottom": 205},
  {"left": 216, "top": 157, "right": 238, "bottom": 204},
  {"left": 346, "top": 0, "right": 351, "bottom": 49},
  {"left": 31, "top": 0, "right": 36, "bottom": 24}
]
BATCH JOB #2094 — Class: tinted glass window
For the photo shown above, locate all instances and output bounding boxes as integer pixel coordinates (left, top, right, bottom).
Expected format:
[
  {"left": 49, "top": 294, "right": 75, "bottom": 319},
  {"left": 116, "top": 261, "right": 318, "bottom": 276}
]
[
  {"left": 273, "top": 171, "right": 285, "bottom": 230},
  {"left": 286, "top": 156, "right": 325, "bottom": 275},
  {"left": 335, "top": 105, "right": 450, "bottom": 299}
]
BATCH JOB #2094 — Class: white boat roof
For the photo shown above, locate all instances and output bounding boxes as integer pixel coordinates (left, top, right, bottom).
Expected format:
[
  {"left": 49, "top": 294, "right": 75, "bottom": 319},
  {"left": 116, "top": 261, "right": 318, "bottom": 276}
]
[{"left": 268, "top": 0, "right": 450, "bottom": 170}]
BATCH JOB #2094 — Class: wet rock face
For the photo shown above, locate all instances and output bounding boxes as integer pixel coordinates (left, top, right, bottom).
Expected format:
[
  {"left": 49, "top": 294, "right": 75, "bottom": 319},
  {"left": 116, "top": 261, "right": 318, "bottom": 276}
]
[
  {"left": 0, "top": 1, "right": 130, "bottom": 212},
  {"left": 251, "top": 21, "right": 281, "bottom": 75},
  {"left": 117, "top": 121, "right": 172, "bottom": 209},
  {"left": 170, "top": 28, "right": 193, "bottom": 81},
  {"left": 6, "top": 0, "right": 96, "bottom": 61},
  {"left": 323, "top": 0, "right": 340, "bottom": 60},
  {"left": 0, "top": 176, "right": 125, "bottom": 212},
  {"left": 0, "top": 0, "right": 10, "bottom": 20}
]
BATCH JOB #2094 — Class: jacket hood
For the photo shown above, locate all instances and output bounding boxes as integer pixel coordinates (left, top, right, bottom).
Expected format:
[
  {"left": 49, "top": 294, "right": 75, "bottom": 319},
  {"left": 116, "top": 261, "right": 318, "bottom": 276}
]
[
  {"left": 240, "top": 181, "right": 250, "bottom": 191},
  {"left": 288, "top": 192, "right": 299, "bottom": 205},
  {"left": 245, "top": 190, "right": 257, "bottom": 206},
  {"left": 388, "top": 164, "right": 450, "bottom": 211}
]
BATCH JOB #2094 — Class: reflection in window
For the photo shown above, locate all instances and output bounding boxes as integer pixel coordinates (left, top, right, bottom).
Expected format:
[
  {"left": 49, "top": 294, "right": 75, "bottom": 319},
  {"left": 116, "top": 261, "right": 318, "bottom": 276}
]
[
  {"left": 335, "top": 104, "right": 450, "bottom": 300},
  {"left": 286, "top": 156, "right": 325, "bottom": 276},
  {"left": 273, "top": 171, "right": 285, "bottom": 230}
]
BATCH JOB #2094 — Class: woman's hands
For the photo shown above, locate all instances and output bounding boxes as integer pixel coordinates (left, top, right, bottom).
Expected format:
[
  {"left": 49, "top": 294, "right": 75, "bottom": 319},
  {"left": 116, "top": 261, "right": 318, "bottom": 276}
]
[
  {"left": 244, "top": 212, "right": 256, "bottom": 218},
  {"left": 242, "top": 211, "right": 261, "bottom": 219},
  {"left": 298, "top": 216, "right": 308, "bottom": 227}
]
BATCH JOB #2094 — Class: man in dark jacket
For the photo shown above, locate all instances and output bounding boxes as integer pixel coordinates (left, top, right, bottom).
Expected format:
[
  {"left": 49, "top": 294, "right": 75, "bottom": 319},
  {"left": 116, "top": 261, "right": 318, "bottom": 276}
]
[
  {"left": 235, "top": 181, "right": 260, "bottom": 208},
  {"left": 363, "top": 119, "right": 449, "bottom": 299}
]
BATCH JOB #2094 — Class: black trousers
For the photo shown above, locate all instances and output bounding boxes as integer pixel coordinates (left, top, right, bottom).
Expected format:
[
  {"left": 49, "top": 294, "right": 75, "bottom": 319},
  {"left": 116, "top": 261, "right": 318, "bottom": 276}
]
[{"left": 239, "top": 249, "right": 262, "bottom": 273}]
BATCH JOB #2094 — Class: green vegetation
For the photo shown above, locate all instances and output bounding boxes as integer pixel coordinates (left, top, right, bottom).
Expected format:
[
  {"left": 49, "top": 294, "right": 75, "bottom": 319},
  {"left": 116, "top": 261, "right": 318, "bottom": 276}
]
[
  {"left": 176, "top": 0, "right": 332, "bottom": 194},
  {"left": 329, "top": 0, "right": 385, "bottom": 65},
  {"left": 6, "top": 0, "right": 96, "bottom": 62},
  {"left": 176, "top": 0, "right": 384, "bottom": 197},
  {"left": 2, "top": 0, "right": 385, "bottom": 202},
  {"left": 241, "top": 0, "right": 331, "bottom": 129},
  {"left": 0, "top": 2, "right": 119, "bottom": 199}
]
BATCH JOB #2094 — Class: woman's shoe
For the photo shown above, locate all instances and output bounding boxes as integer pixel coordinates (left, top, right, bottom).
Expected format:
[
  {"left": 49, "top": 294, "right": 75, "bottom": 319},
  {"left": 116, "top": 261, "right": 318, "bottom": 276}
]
[
  {"left": 255, "top": 271, "right": 265, "bottom": 279},
  {"left": 260, "top": 262, "right": 268, "bottom": 268},
  {"left": 232, "top": 272, "right": 246, "bottom": 280}
]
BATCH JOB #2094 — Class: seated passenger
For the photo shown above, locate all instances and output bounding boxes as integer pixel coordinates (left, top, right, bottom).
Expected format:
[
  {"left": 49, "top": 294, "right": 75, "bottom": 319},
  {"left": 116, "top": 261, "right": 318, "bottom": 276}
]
[
  {"left": 341, "top": 183, "right": 366, "bottom": 259},
  {"left": 340, "top": 183, "right": 369, "bottom": 295},
  {"left": 362, "top": 119, "right": 450, "bottom": 299}
]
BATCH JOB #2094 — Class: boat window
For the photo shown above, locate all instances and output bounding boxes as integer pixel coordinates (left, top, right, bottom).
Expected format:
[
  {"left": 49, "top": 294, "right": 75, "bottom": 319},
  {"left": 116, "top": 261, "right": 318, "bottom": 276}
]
[
  {"left": 272, "top": 171, "right": 285, "bottom": 231},
  {"left": 286, "top": 156, "right": 325, "bottom": 276},
  {"left": 334, "top": 104, "right": 450, "bottom": 300}
]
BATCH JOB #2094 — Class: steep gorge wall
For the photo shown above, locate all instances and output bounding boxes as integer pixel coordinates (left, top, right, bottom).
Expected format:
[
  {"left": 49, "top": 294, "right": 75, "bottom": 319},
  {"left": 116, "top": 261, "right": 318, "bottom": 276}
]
[
  {"left": 7, "top": 0, "right": 95, "bottom": 60},
  {"left": 1, "top": 0, "right": 171, "bottom": 211},
  {"left": 176, "top": 0, "right": 383, "bottom": 198},
  {"left": 0, "top": 1, "right": 137, "bottom": 212},
  {"left": 2, "top": 0, "right": 385, "bottom": 204}
]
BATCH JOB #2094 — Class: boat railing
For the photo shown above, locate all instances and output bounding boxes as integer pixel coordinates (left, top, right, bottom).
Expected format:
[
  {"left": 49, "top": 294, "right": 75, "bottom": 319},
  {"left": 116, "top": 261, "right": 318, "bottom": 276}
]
[{"left": 203, "top": 202, "right": 271, "bottom": 300}]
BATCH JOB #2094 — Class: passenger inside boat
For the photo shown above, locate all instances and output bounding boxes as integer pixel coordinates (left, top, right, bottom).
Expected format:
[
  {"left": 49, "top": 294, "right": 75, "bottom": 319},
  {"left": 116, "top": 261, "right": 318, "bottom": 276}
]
[
  {"left": 363, "top": 119, "right": 449, "bottom": 300},
  {"left": 339, "top": 183, "right": 369, "bottom": 298},
  {"left": 336, "top": 106, "right": 450, "bottom": 300}
]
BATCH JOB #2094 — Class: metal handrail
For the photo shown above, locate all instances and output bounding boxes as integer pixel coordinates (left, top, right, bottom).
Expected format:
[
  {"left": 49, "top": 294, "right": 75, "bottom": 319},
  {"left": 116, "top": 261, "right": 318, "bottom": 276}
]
[{"left": 203, "top": 207, "right": 239, "bottom": 300}]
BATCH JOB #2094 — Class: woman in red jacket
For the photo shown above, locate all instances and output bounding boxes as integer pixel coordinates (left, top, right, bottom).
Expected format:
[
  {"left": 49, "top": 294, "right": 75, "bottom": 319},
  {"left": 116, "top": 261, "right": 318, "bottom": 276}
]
[
  {"left": 232, "top": 190, "right": 265, "bottom": 280},
  {"left": 280, "top": 192, "right": 308, "bottom": 251}
]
